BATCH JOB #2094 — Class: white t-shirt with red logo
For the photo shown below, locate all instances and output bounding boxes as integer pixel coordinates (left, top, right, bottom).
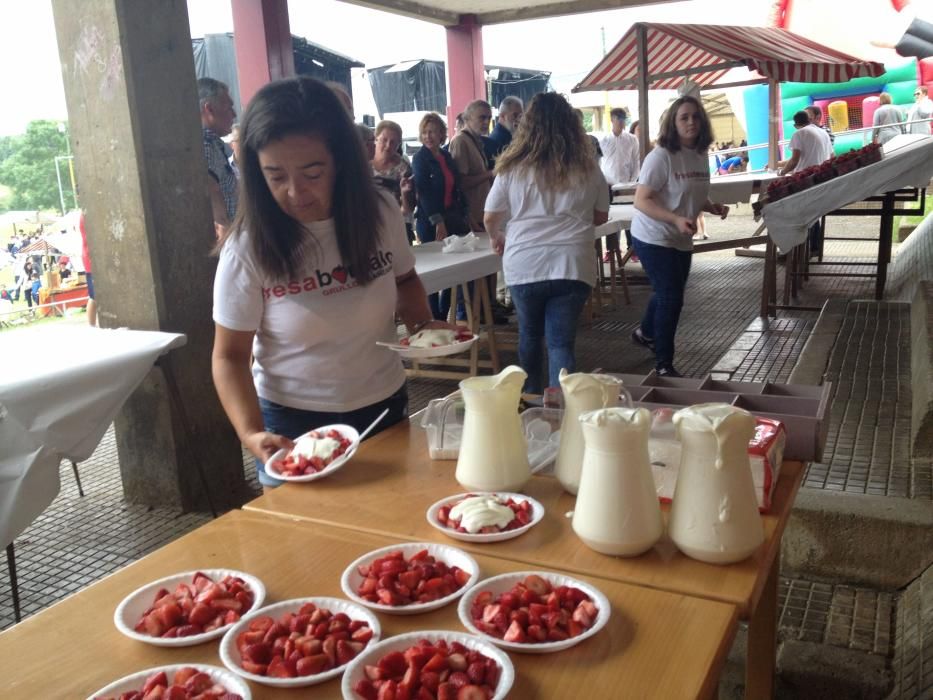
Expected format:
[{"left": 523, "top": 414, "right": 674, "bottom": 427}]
[
  {"left": 213, "top": 195, "right": 415, "bottom": 412},
  {"left": 631, "top": 146, "right": 711, "bottom": 252}
]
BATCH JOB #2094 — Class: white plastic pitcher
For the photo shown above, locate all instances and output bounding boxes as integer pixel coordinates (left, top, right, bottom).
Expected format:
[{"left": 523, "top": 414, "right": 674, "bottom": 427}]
[
  {"left": 555, "top": 370, "right": 627, "bottom": 494},
  {"left": 572, "top": 407, "right": 663, "bottom": 556},
  {"left": 455, "top": 365, "right": 531, "bottom": 492},
  {"left": 668, "top": 403, "right": 765, "bottom": 564}
]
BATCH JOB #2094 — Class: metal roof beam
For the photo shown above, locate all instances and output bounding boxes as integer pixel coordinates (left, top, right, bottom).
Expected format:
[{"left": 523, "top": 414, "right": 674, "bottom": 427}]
[{"left": 335, "top": 0, "right": 678, "bottom": 27}]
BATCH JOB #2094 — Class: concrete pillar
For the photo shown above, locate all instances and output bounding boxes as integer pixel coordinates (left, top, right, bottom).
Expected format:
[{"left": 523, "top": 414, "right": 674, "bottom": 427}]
[
  {"left": 232, "top": 0, "right": 294, "bottom": 107},
  {"left": 51, "top": 0, "right": 250, "bottom": 512},
  {"left": 445, "top": 15, "right": 485, "bottom": 126}
]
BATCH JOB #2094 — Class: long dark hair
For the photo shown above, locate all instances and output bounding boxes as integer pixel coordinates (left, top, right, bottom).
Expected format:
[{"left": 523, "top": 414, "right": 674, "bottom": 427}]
[
  {"left": 221, "top": 76, "right": 382, "bottom": 284},
  {"left": 656, "top": 96, "right": 713, "bottom": 153},
  {"left": 496, "top": 92, "right": 595, "bottom": 190}
]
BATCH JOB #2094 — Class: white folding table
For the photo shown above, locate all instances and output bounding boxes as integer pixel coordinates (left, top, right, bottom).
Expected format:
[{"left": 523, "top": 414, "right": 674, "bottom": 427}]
[{"left": 0, "top": 325, "right": 185, "bottom": 621}]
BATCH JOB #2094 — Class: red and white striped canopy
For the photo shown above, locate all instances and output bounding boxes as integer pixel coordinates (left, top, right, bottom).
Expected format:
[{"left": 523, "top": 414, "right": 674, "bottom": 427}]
[{"left": 574, "top": 23, "right": 884, "bottom": 92}]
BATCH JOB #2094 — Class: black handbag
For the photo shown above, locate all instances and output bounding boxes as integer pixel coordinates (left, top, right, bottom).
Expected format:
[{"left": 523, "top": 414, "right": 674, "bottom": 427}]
[{"left": 442, "top": 210, "right": 471, "bottom": 237}]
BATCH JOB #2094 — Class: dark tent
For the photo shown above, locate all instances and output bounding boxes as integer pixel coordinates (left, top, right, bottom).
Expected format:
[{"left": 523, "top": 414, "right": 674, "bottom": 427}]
[
  {"left": 192, "top": 33, "right": 364, "bottom": 114},
  {"left": 367, "top": 60, "right": 551, "bottom": 117}
]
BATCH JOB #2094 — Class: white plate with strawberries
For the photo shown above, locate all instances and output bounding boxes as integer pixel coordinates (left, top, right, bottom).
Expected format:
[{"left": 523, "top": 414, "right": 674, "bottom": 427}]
[
  {"left": 457, "top": 571, "right": 611, "bottom": 654},
  {"left": 114, "top": 569, "right": 266, "bottom": 647},
  {"left": 265, "top": 424, "right": 360, "bottom": 482},
  {"left": 386, "top": 328, "right": 478, "bottom": 360},
  {"left": 341, "top": 630, "right": 514, "bottom": 700},
  {"left": 219, "top": 597, "right": 381, "bottom": 688},
  {"left": 426, "top": 492, "right": 544, "bottom": 543},
  {"left": 341, "top": 543, "right": 479, "bottom": 615},
  {"left": 87, "top": 663, "right": 251, "bottom": 700}
]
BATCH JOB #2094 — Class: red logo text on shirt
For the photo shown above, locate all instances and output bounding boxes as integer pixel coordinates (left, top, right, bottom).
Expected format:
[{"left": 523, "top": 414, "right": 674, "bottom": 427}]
[
  {"left": 673, "top": 170, "right": 708, "bottom": 180},
  {"left": 262, "top": 250, "right": 394, "bottom": 300}
]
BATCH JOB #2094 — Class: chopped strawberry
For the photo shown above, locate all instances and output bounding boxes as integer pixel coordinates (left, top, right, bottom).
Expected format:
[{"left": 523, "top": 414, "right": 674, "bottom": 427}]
[
  {"left": 469, "top": 575, "right": 598, "bottom": 645},
  {"left": 456, "top": 686, "right": 487, "bottom": 700},
  {"left": 133, "top": 572, "right": 255, "bottom": 640},
  {"left": 356, "top": 643, "right": 500, "bottom": 700},
  {"left": 503, "top": 620, "right": 527, "bottom": 643}
]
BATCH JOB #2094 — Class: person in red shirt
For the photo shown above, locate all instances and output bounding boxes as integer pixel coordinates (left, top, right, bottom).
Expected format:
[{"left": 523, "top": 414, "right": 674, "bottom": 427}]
[{"left": 79, "top": 212, "right": 97, "bottom": 327}]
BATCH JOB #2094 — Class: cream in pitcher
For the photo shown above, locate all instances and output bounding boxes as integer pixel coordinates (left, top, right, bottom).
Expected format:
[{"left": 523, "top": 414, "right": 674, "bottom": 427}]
[
  {"left": 668, "top": 403, "right": 765, "bottom": 564},
  {"left": 555, "top": 370, "right": 627, "bottom": 494},
  {"left": 455, "top": 365, "right": 531, "bottom": 492},
  {"left": 572, "top": 407, "right": 663, "bottom": 556}
]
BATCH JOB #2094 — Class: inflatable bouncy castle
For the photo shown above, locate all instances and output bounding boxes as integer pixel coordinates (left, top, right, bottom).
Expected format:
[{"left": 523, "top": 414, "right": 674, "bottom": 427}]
[
  {"left": 739, "top": 0, "right": 933, "bottom": 170},
  {"left": 743, "top": 59, "right": 931, "bottom": 169}
]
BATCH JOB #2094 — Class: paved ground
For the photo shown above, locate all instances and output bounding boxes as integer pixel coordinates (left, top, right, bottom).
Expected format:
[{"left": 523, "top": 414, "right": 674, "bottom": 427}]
[{"left": 1, "top": 207, "right": 928, "bottom": 698}]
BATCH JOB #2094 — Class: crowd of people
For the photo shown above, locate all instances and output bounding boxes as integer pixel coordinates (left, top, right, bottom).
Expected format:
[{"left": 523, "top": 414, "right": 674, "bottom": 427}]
[
  {"left": 200, "top": 75, "right": 731, "bottom": 487},
  {"left": 2, "top": 214, "right": 96, "bottom": 324},
  {"left": 871, "top": 87, "right": 933, "bottom": 144}
]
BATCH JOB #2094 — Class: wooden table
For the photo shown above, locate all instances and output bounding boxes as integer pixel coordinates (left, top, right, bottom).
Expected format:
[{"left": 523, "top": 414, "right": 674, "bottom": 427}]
[
  {"left": 246, "top": 419, "right": 804, "bottom": 698},
  {"left": 0, "top": 510, "right": 737, "bottom": 699}
]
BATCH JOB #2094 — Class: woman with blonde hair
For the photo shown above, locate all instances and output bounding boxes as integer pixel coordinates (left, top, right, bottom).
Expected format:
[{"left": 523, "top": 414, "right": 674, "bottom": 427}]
[
  {"left": 873, "top": 92, "right": 905, "bottom": 144},
  {"left": 372, "top": 119, "right": 414, "bottom": 242},
  {"left": 484, "top": 92, "right": 610, "bottom": 393}
]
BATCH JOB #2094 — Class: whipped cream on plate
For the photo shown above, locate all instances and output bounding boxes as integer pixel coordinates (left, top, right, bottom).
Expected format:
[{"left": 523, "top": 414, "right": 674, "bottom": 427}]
[
  {"left": 449, "top": 495, "right": 515, "bottom": 533},
  {"left": 291, "top": 434, "right": 341, "bottom": 461},
  {"left": 407, "top": 329, "right": 458, "bottom": 348}
]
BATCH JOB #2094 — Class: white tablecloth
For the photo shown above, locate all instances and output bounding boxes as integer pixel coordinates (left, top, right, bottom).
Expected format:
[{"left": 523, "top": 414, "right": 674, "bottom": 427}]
[
  {"left": 612, "top": 172, "right": 776, "bottom": 205},
  {"left": 597, "top": 205, "right": 634, "bottom": 239},
  {"left": 762, "top": 135, "right": 933, "bottom": 253},
  {"left": 413, "top": 236, "right": 502, "bottom": 295},
  {"left": 0, "top": 326, "right": 186, "bottom": 547}
]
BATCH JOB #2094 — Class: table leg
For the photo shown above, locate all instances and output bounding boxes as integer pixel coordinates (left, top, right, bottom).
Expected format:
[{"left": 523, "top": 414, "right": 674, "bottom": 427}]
[
  {"left": 745, "top": 554, "right": 779, "bottom": 699},
  {"left": 477, "top": 277, "right": 500, "bottom": 373},
  {"left": 760, "top": 240, "right": 776, "bottom": 318},
  {"left": 607, "top": 253, "right": 618, "bottom": 310},
  {"left": 6, "top": 543, "right": 21, "bottom": 623},
  {"left": 781, "top": 247, "right": 793, "bottom": 307},
  {"left": 460, "top": 282, "right": 479, "bottom": 376},
  {"left": 876, "top": 192, "right": 895, "bottom": 300},
  {"left": 70, "top": 460, "right": 85, "bottom": 497}
]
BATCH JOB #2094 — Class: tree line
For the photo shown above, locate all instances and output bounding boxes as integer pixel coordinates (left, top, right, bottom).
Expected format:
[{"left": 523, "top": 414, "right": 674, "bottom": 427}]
[{"left": 0, "top": 120, "right": 74, "bottom": 213}]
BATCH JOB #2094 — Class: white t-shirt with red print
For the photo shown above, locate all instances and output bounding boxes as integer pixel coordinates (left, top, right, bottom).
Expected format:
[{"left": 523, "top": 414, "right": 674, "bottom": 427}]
[
  {"left": 213, "top": 194, "right": 415, "bottom": 412},
  {"left": 631, "top": 146, "right": 711, "bottom": 252}
]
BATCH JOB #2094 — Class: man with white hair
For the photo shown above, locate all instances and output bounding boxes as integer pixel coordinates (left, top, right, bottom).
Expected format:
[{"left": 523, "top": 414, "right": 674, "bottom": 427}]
[
  {"left": 485, "top": 96, "right": 523, "bottom": 165},
  {"left": 449, "top": 99, "right": 495, "bottom": 232},
  {"left": 198, "top": 77, "right": 238, "bottom": 237}
]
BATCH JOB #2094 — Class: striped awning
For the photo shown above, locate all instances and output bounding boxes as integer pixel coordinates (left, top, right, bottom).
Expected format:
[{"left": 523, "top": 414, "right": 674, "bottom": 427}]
[{"left": 574, "top": 23, "right": 885, "bottom": 92}]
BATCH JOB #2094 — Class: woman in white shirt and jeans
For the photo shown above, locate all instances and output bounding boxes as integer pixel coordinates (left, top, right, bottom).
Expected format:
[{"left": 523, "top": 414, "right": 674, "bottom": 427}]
[
  {"left": 630, "top": 96, "right": 729, "bottom": 378},
  {"left": 211, "top": 77, "right": 447, "bottom": 487},
  {"left": 485, "top": 92, "right": 610, "bottom": 393}
]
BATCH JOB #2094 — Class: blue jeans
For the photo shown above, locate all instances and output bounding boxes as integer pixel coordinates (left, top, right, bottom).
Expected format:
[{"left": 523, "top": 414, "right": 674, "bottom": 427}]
[
  {"left": 632, "top": 238, "right": 692, "bottom": 371},
  {"left": 509, "top": 279, "right": 591, "bottom": 394},
  {"left": 256, "top": 384, "right": 408, "bottom": 487}
]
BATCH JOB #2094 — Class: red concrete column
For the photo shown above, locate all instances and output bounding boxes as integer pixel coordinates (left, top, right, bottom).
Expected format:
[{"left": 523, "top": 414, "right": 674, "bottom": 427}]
[
  {"left": 231, "top": 0, "right": 295, "bottom": 107},
  {"left": 445, "top": 15, "right": 485, "bottom": 127}
]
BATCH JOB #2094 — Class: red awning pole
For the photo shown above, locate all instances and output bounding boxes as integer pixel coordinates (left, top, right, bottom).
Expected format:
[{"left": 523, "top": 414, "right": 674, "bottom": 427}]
[
  {"left": 636, "top": 23, "right": 650, "bottom": 161},
  {"left": 768, "top": 79, "right": 781, "bottom": 169}
]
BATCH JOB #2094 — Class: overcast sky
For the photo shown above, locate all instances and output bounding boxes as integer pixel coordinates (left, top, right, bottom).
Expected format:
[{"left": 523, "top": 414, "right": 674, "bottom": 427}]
[{"left": 0, "top": 0, "right": 774, "bottom": 136}]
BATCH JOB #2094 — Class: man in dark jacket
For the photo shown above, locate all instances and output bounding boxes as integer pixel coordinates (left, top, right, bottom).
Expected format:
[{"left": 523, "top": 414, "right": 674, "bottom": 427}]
[{"left": 484, "top": 96, "right": 523, "bottom": 166}]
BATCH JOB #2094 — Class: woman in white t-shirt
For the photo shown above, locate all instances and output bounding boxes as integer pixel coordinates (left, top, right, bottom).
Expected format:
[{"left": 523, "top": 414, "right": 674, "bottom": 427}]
[
  {"left": 211, "top": 77, "right": 446, "bottom": 487},
  {"left": 630, "top": 96, "right": 729, "bottom": 378},
  {"left": 484, "top": 92, "right": 610, "bottom": 393}
]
